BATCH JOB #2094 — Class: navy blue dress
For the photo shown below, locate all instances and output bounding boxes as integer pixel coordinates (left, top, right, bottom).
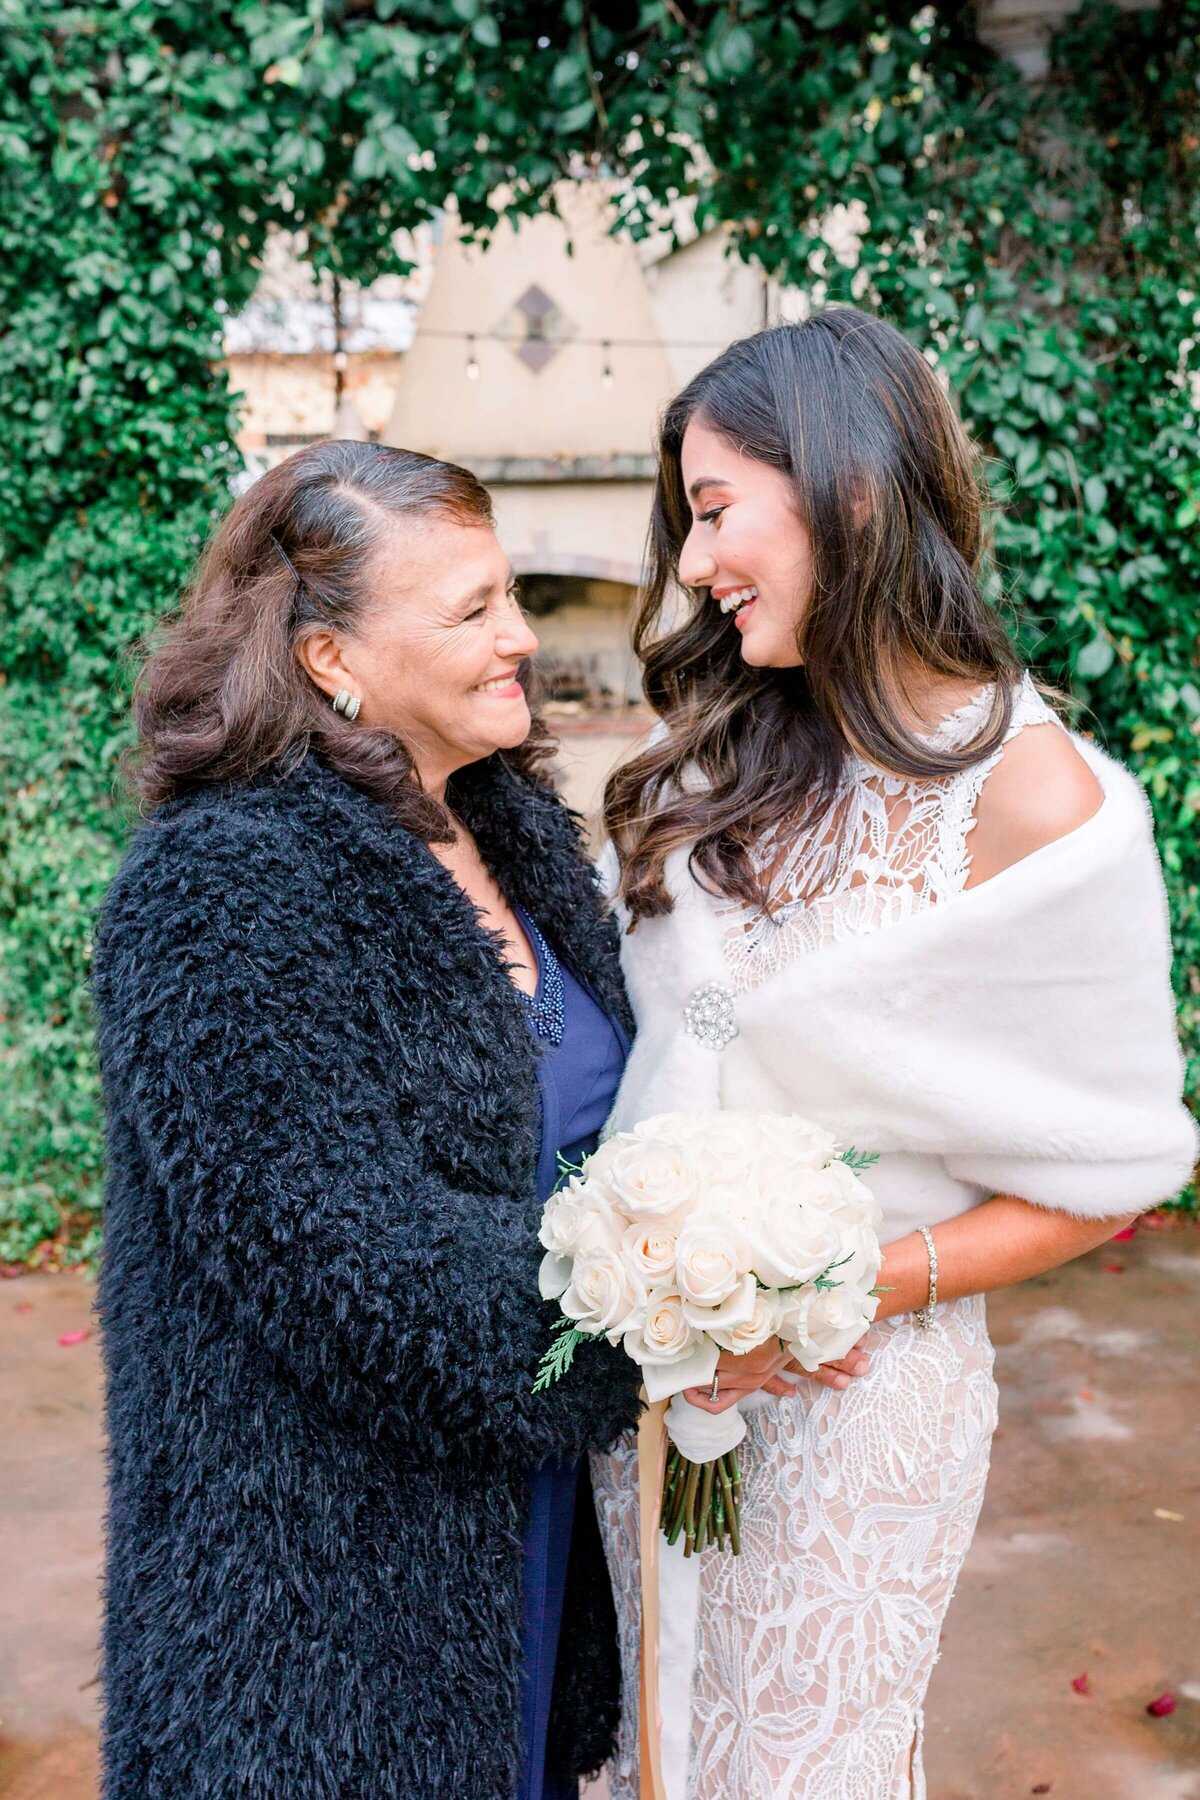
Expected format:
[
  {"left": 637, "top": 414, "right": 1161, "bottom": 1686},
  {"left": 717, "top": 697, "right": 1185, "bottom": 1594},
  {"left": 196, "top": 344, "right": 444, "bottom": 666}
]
[{"left": 514, "top": 906, "right": 628, "bottom": 1800}]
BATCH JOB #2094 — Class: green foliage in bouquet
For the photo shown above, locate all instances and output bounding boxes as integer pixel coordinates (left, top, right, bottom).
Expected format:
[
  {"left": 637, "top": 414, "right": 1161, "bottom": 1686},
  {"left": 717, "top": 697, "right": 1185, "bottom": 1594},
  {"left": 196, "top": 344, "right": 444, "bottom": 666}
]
[
  {"left": 533, "top": 1318, "right": 591, "bottom": 1392},
  {"left": 2, "top": 0, "right": 1197, "bottom": 1262}
]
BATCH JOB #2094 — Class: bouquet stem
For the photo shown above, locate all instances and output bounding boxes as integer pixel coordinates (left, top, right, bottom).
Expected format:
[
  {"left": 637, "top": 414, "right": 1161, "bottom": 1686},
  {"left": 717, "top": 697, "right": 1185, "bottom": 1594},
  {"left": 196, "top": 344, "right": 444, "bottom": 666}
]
[{"left": 660, "top": 1448, "right": 742, "bottom": 1557}]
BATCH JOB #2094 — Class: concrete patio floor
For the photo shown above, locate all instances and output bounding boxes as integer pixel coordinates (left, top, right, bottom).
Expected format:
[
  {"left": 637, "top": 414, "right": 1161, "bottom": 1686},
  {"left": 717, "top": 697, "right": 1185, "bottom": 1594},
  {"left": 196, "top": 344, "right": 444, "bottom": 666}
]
[{"left": 1, "top": 1223, "right": 1197, "bottom": 1800}]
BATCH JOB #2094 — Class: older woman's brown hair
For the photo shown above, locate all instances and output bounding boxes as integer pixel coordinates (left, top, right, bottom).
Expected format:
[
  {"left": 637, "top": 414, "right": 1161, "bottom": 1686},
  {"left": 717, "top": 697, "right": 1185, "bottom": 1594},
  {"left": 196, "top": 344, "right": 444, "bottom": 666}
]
[
  {"left": 604, "top": 310, "right": 1023, "bottom": 924},
  {"left": 132, "top": 439, "right": 551, "bottom": 830}
]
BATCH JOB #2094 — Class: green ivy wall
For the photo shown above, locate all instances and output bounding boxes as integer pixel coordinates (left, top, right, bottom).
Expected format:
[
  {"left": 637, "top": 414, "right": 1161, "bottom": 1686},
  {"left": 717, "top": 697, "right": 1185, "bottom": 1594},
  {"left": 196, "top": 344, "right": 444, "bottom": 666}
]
[{"left": 1, "top": 1, "right": 1196, "bottom": 1263}]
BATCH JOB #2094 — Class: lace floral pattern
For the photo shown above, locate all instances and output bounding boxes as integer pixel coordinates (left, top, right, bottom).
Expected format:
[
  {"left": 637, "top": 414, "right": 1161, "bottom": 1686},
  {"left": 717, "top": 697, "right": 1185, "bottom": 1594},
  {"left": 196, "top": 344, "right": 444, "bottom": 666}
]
[
  {"left": 592, "top": 1297, "right": 998, "bottom": 1800},
  {"left": 720, "top": 676, "right": 1058, "bottom": 993}
]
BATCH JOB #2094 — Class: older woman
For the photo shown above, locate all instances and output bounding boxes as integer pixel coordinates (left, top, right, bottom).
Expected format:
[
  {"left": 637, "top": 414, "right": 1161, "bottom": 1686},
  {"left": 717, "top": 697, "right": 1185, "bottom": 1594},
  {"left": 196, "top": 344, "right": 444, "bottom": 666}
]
[{"left": 91, "top": 441, "right": 641, "bottom": 1800}]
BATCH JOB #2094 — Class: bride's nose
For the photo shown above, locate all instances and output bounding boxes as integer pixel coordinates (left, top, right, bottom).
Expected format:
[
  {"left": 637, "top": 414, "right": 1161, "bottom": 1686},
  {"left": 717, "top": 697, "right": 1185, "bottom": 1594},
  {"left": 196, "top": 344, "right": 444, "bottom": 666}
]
[{"left": 678, "top": 522, "right": 718, "bottom": 591}]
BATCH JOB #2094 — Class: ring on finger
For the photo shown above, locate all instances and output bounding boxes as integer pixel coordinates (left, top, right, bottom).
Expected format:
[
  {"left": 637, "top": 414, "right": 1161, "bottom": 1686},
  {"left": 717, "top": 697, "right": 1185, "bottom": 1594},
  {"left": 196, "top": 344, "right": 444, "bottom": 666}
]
[{"left": 708, "top": 1371, "right": 720, "bottom": 1403}]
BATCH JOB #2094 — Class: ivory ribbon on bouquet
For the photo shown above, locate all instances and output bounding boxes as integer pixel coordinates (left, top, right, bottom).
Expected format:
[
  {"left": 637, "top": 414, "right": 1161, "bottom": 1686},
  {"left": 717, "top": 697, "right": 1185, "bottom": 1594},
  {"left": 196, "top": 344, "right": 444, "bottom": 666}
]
[{"left": 636, "top": 1395, "right": 669, "bottom": 1800}]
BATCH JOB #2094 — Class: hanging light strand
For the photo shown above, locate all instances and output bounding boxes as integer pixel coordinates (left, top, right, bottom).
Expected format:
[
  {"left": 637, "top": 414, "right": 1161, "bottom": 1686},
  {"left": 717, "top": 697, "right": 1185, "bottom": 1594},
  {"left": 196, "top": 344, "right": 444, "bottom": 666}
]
[{"left": 425, "top": 326, "right": 735, "bottom": 351}]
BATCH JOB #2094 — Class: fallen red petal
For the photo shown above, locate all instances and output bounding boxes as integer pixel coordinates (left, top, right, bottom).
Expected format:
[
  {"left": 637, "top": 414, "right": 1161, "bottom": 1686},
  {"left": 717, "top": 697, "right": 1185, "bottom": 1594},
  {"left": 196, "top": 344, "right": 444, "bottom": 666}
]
[
  {"left": 57, "top": 1328, "right": 90, "bottom": 1347},
  {"left": 1146, "top": 1691, "right": 1176, "bottom": 1717},
  {"left": 1032, "top": 1786, "right": 1052, "bottom": 1795},
  {"left": 1102, "top": 1262, "right": 1124, "bottom": 1273},
  {"left": 1071, "top": 1672, "right": 1090, "bottom": 1695},
  {"left": 1110, "top": 1225, "right": 1137, "bottom": 1241}
]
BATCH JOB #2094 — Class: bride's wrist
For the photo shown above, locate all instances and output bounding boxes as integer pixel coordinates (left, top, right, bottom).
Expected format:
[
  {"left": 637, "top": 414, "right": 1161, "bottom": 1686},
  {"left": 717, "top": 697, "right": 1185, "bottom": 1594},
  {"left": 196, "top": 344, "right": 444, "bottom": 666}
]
[{"left": 872, "top": 1232, "right": 933, "bottom": 1322}]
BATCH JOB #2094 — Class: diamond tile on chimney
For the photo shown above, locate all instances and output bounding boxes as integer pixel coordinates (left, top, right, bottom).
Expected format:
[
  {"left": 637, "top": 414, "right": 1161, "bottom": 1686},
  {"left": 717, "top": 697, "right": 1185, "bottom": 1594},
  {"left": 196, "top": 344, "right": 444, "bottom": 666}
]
[
  {"left": 495, "top": 284, "right": 575, "bottom": 373},
  {"left": 517, "top": 284, "right": 556, "bottom": 325}
]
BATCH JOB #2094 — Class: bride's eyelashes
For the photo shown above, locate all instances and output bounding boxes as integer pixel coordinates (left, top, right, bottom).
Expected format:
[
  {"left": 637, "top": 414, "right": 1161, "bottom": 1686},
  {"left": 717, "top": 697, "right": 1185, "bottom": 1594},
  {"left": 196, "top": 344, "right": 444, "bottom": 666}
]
[{"left": 698, "top": 506, "right": 727, "bottom": 525}]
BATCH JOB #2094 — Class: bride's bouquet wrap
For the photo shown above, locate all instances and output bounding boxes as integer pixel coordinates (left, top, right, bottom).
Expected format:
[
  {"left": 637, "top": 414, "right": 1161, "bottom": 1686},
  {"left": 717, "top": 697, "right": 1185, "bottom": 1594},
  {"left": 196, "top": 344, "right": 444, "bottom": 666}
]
[{"left": 535, "top": 1110, "right": 883, "bottom": 1555}]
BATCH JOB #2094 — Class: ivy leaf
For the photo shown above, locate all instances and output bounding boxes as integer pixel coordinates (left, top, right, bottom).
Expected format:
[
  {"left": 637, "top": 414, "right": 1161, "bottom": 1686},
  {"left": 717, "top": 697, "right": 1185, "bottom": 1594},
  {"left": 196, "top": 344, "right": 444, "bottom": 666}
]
[
  {"left": 1083, "top": 475, "right": 1107, "bottom": 515},
  {"left": 1027, "top": 383, "right": 1066, "bottom": 427},
  {"left": 264, "top": 57, "right": 304, "bottom": 88},
  {"left": 715, "top": 25, "right": 756, "bottom": 79},
  {"left": 551, "top": 54, "right": 587, "bottom": 93},
  {"left": 1074, "top": 637, "right": 1115, "bottom": 680},
  {"left": 814, "top": 0, "right": 857, "bottom": 24},
  {"left": 352, "top": 136, "right": 382, "bottom": 181},
  {"left": 558, "top": 100, "right": 597, "bottom": 133}
]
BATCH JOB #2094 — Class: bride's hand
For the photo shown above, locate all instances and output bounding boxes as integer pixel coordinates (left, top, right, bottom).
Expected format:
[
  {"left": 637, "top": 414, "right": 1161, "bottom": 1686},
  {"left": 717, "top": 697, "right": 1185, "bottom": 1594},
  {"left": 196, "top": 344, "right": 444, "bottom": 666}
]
[
  {"left": 682, "top": 1336, "right": 872, "bottom": 1414},
  {"left": 682, "top": 1340, "right": 789, "bottom": 1414},
  {"left": 784, "top": 1336, "right": 872, "bottom": 1392}
]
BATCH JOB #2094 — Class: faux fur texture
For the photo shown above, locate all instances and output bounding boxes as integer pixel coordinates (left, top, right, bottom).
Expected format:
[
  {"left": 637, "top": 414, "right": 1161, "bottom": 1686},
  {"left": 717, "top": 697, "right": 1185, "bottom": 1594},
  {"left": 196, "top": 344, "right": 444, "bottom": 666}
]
[
  {"left": 91, "top": 751, "right": 641, "bottom": 1800},
  {"left": 609, "top": 735, "right": 1197, "bottom": 1232}
]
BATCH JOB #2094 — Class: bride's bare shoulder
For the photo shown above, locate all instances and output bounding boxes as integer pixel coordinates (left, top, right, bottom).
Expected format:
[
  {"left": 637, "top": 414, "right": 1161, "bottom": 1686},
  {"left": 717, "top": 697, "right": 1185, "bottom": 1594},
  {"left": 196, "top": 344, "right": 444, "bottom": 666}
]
[{"left": 966, "top": 719, "right": 1104, "bottom": 887}]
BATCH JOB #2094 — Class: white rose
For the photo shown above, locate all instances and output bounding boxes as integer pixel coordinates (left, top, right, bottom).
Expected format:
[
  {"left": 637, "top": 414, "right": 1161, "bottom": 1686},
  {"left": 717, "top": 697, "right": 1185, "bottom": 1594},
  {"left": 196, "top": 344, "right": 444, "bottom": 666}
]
[
  {"left": 622, "top": 1219, "right": 678, "bottom": 1286},
  {"left": 693, "top": 1175, "right": 761, "bottom": 1229},
  {"left": 609, "top": 1138, "right": 701, "bottom": 1223},
  {"left": 560, "top": 1246, "right": 647, "bottom": 1343},
  {"left": 538, "top": 1180, "right": 619, "bottom": 1258},
  {"left": 832, "top": 1219, "right": 883, "bottom": 1293},
  {"left": 762, "top": 1113, "right": 839, "bottom": 1170},
  {"left": 709, "top": 1285, "right": 782, "bottom": 1353},
  {"left": 578, "top": 1135, "right": 623, "bottom": 1184},
  {"left": 819, "top": 1157, "right": 884, "bottom": 1231},
  {"left": 692, "top": 1111, "right": 760, "bottom": 1171},
  {"left": 745, "top": 1187, "right": 843, "bottom": 1289},
  {"left": 782, "top": 1283, "right": 879, "bottom": 1371},
  {"left": 630, "top": 1111, "right": 711, "bottom": 1147},
  {"left": 622, "top": 1287, "right": 699, "bottom": 1366},
  {"left": 674, "top": 1214, "right": 751, "bottom": 1311},
  {"left": 538, "top": 1251, "right": 573, "bottom": 1301},
  {"left": 683, "top": 1271, "right": 757, "bottom": 1333},
  {"left": 625, "top": 1289, "right": 722, "bottom": 1400},
  {"left": 744, "top": 1146, "right": 796, "bottom": 1200}
]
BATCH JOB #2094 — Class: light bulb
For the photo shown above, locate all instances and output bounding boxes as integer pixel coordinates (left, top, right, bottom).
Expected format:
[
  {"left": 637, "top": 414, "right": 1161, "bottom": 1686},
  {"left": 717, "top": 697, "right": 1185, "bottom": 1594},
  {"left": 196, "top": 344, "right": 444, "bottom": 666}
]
[{"left": 465, "top": 335, "right": 480, "bottom": 380}]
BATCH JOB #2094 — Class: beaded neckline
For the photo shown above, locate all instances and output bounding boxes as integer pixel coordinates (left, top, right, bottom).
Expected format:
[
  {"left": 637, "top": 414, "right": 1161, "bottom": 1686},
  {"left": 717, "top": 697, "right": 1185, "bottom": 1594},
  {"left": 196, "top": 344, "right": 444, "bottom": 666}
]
[{"left": 517, "top": 909, "right": 565, "bottom": 1047}]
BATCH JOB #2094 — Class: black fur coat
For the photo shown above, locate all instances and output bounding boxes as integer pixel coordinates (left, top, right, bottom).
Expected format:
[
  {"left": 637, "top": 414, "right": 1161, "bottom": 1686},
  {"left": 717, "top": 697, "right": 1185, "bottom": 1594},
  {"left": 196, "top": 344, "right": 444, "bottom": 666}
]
[{"left": 91, "top": 751, "right": 642, "bottom": 1800}]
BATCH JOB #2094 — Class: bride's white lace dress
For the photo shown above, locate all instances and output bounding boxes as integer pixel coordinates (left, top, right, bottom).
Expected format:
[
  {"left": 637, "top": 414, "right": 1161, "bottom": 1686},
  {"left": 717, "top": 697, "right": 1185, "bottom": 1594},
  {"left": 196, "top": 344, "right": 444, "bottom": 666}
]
[{"left": 592, "top": 678, "right": 1058, "bottom": 1800}]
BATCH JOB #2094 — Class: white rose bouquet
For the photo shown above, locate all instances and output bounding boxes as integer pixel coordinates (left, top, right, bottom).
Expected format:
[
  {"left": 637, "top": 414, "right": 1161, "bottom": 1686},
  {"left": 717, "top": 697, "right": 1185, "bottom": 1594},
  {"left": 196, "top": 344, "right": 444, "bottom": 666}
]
[{"left": 534, "top": 1110, "right": 884, "bottom": 1555}]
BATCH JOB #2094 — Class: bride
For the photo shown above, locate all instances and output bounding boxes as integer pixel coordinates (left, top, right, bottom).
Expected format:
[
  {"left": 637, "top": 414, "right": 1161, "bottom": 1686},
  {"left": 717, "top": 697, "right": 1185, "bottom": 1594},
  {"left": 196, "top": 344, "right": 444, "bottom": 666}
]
[{"left": 591, "top": 309, "right": 1196, "bottom": 1800}]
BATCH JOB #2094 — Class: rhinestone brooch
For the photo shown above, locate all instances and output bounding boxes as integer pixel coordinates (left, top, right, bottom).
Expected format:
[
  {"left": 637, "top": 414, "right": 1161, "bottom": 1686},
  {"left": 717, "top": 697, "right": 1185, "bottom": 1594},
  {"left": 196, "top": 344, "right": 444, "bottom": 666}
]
[{"left": 683, "top": 981, "right": 738, "bottom": 1051}]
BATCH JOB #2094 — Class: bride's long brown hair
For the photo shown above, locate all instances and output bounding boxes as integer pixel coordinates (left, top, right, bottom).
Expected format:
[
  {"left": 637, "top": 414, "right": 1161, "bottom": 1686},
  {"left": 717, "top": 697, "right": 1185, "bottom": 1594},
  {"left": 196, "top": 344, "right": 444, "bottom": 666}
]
[{"left": 604, "top": 309, "right": 1023, "bottom": 925}]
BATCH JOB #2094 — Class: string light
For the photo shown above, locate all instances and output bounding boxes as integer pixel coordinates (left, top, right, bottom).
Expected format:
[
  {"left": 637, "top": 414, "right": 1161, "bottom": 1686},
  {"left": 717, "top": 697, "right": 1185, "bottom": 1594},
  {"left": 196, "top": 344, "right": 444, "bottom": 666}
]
[
  {"left": 421, "top": 326, "right": 736, "bottom": 351},
  {"left": 601, "top": 339, "right": 614, "bottom": 388},
  {"left": 464, "top": 334, "right": 481, "bottom": 379}
]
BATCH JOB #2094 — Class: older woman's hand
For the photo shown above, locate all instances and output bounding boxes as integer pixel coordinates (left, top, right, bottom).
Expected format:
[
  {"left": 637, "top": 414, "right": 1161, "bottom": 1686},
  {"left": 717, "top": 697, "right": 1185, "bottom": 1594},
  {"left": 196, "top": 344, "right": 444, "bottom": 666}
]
[{"left": 682, "top": 1335, "right": 872, "bottom": 1414}]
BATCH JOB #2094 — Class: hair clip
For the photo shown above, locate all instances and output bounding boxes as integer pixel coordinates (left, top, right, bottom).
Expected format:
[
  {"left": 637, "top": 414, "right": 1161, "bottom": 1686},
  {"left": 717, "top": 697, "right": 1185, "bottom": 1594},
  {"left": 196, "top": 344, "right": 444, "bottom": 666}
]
[{"left": 269, "top": 535, "right": 302, "bottom": 586}]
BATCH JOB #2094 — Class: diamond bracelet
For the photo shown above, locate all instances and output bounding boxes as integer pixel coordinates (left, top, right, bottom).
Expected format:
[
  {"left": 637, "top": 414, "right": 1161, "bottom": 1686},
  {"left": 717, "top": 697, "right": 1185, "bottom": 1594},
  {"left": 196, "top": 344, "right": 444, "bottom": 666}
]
[{"left": 914, "top": 1225, "right": 939, "bottom": 1329}]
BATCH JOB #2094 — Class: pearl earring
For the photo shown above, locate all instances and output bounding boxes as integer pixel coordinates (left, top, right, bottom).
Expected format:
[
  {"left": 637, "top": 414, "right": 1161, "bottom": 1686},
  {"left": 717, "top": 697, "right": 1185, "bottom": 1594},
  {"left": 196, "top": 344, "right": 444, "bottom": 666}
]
[{"left": 331, "top": 689, "right": 361, "bottom": 722}]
